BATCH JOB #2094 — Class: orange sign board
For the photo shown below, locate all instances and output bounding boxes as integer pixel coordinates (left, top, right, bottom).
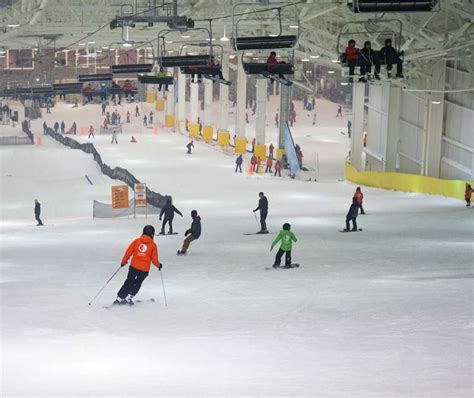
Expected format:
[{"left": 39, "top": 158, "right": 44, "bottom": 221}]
[
  {"left": 134, "top": 183, "right": 147, "bottom": 207},
  {"left": 111, "top": 185, "right": 129, "bottom": 209}
]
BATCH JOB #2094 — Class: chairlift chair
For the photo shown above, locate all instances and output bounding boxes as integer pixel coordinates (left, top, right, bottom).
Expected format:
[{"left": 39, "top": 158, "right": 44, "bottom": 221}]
[{"left": 348, "top": 0, "right": 440, "bottom": 13}]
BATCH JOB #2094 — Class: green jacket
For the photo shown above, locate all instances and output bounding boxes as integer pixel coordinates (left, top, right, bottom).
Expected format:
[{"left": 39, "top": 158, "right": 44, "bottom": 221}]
[{"left": 272, "top": 230, "right": 297, "bottom": 252}]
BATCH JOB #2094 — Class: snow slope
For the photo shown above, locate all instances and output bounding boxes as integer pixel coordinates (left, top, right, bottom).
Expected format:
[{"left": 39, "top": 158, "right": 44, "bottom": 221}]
[{"left": 0, "top": 97, "right": 472, "bottom": 397}]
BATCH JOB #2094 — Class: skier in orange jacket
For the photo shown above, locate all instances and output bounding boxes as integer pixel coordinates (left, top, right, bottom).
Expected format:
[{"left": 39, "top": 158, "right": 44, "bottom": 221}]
[{"left": 114, "top": 225, "right": 161, "bottom": 305}]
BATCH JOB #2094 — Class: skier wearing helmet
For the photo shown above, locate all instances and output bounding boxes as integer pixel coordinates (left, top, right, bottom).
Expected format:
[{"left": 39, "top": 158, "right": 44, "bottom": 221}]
[{"left": 270, "top": 223, "right": 298, "bottom": 268}]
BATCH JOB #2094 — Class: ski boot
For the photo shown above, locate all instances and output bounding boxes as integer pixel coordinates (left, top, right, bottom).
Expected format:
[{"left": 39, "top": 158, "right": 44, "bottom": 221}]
[
  {"left": 272, "top": 264, "right": 280, "bottom": 269},
  {"left": 113, "top": 297, "right": 127, "bottom": 306},
  {"left": 125, "top": 294, "right": 134, "bottom": 306},
  {"left": 387, "top": 71, "right": 392, "bottom": 79},
  {"left": 159, "top": 231, "right": 166, "bottom": 235},
  {"left": 342, "top": 228, "right": 350, "bottom": 232},
  {"left": 351, "top": 228, "right": 358, "bottom": 232},
  {"left": 358, "top": 77, "right": 367, "bottom": 83},
  {"left": 177, "top": 250, "right": 186, "bottom": 256}
]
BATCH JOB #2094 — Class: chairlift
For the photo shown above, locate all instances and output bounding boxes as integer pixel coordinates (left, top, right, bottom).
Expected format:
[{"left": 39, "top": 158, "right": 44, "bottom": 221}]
[
  {"left": 78, "top": 73, "right": 113, "bottom": 82},
  {"left": 347, "top": 0, "right": 440, "bottom": 13},
  {"left": 336, "top": 19, "right": 402, "bottom": 66},
  {"left": 231, "top": 3, "right": 299, "bottom": 51}
]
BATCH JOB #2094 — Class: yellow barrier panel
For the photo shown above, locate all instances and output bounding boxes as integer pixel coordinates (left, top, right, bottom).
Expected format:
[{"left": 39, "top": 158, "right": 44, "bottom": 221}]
[
  {"left": 254, "top": 144, "right": 266, "bottom": 161},
  {"left": 345, "top": 162, "right": 473, "bottom": 201},
  {"left": 146, "top": 91, "right": 156, "bottom": 103},
  {"left": 188, "top": 122, "right": 200, "bottom": 137},
  {"left": 165, "top": 115, "right": 174, "bottom": 128},
  {"left": 234, "top": 137, "right": 247, "bottom": 154},
  {"left": 155, "top": 99, "right": 165, "bottom": 111},
  {"left": 217, "top": 131, "right": 230, "bottom": 147},
  {"left": 276, "top": 148, "right": 285, "bottom": 160},
  {"left": 202, "top": 126, "right": 213, "bottom": 142}
]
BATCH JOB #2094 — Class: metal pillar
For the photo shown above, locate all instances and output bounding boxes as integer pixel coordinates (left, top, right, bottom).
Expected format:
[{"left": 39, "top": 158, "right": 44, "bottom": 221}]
[
  {"left": 218, "top": 53, "right": 229, "bottom": 133},
  {"left": 278, "top": 84, "right": 290, "bottom": 149},
  {"left": 424, "top": 60, "right": 446, "bottom": 178},
  {"left": 178, "top": 69, "right": 186, "bottom": 126},
  {"left": 190, "top": 76, "right": 199, "bottom": 124},
  {"left": 234, "top": 53, "right": 247, "bottom": 154},
  {"left": 255, "top": 79, "right": 267, "bottom": 145},
  {"left": 351, "top": 82, "right": 365, "bottom": 171},
  {"left": 165, "top": 69, "right": 175, "bottom": 128},
  {"left": 204, "top": 78, "right": 213, "bottom": 127}
]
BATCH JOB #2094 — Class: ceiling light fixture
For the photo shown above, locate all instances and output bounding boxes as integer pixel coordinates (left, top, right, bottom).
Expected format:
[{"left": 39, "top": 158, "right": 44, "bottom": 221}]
[
  {"left": 78, "top": 42, "right": 86, "bottom": 46},
  {"left": 431, "top": 100, "right": 441, "bottom": 104},
  {"left": 341, "top": 82, "right": 348, "bottom": 86},
  {"left": 7, "top": 24, "right": 20, "bottom": 28},
  {"left": 328, "top": 70, "right": 335, "bottom": 74},
  {"left": 310, "top": 55, "right": 319, "bottom": 59},
  {"left": 302, "top": 57, "right": 309, "bottom": 62},
  {"left": 220, "top": 25, "right": 229, "bottom": 42},
  {"left": 289, "top": 25, "right": 299, "bottom": 29},
  {"left": 87, "top": 41, "right": 95, "bottom": 44},
  {"left": 123, "top": 42, "right": 132, "bottom": 47}
]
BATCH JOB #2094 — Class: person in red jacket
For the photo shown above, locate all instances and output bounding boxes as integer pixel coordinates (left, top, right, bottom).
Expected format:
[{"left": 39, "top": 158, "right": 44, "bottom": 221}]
[
  {"left": 345, "top": 39, "right": 359, "bottom": 82},
  {"left": 250, "top": 154, "right": 257, "bottom": 172},
  {"left": 122, "top": 80, "right": 133, "bottom": 99},
  {"left": 266, "top": 51, "right": 284, "bottom": 80},
  {"left": 354, "top": 186, "right": 365, "bottom": 214},
  {"left": 265, "top": 157, "right": 273, "bottom": 173},
  {"left": 274, "top": 160, "right": 282, "bottom": 177},
  {"left": 465, "top": 183, "right": 473, "bottom": 207},
  {"left": 115, "top": 225, "right": 161, "bottom": 305}
]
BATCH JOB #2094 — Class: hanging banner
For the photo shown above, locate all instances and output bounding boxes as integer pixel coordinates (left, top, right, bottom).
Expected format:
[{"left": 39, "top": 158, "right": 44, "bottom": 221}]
[
  {"left": 111, "top": 185, "right": 129, "bottom": 209},
  {"left": 284, "top": 122, "right": 301, "bottom": 174},
  {"left": 134, "top": 183, "right": 147, "bottom": 207}
]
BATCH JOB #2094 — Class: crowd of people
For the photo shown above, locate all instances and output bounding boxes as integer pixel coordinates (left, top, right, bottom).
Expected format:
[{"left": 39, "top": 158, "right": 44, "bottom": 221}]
[{"left": 82, "top": 80, "right": 136, "bottom": 104}]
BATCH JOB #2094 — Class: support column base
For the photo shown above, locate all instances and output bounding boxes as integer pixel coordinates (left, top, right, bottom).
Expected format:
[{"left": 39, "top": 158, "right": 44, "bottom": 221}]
[
  {"left": 234, "top": 137, "right": 247, "bottom": 154},
  {"left": 189, "top": 122, "right": 200, "bottom": 137},
  {"left": 165, "top": 115, "right": 174, "bottom": 128},
  {"left": 276, "top": 149, "right": 285, "bottom": 160},
  {"left": 146, "top": 91, "right": 156, "bottom": 103},
  {"left": 254, "top": 144, "right": 267, "bottom": 161},
  {"left": 217, "top": 131, "right": 230, "bottom": 147},
  {"left": 202, "top": 126, "right": 213, "bottom": 142}
]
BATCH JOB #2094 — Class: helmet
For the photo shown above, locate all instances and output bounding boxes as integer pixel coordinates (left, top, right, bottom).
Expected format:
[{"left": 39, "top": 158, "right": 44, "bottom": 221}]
[
  {"left": 385, "top": 38, "right": 392, "bottom": 46},
  {"left": 283, "top": 223, "right": 291, "bottom": 231},
  {"left": 142, "top": 225, "right": 155, "bottom": 237},
  {"left": 191, "top": 210, "right": 198, "bottom": 218}
]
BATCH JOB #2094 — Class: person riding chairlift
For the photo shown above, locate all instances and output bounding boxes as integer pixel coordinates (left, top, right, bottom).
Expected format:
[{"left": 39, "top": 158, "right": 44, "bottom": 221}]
[{"left": 266, "top": 51, "right": 285, "bottom": 81}]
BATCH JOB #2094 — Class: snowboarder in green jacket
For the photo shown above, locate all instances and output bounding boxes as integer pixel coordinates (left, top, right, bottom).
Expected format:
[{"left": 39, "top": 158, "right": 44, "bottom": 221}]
[{"left": 271, "top": 223, "right": 297, "bottom": 268}]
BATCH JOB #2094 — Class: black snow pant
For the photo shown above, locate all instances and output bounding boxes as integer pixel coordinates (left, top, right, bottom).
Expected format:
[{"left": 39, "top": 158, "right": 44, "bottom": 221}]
[
  {"left": 117, "top": 266, "right": 149, "bottom": 299},
  {"left": 161, "top": 217, "right": 174, "bottom": 234},
  {"left": 260, "top": 211, "right": 267, "bottom": 231},
  {"left": 466, "top": 199, "right": 471, "bottom": 207},
  {"left": 235, "top": 164, "right": 242, "bottom": 173},
  {"left": 35, "top": 214, "right": 43, "bottom": 225},
  {"left": 348, "top": 59, "right": 357, "bottom": 78},
  {"left": 346, "top": 217, "right": 357, "bottom": 231},
  {"left": 359, "top": 203, "right": 365, "bottom": 214},
  {"left": 265, "top": 165, "right": 272, "bottom": 173},
  {"left": 386, "top": 57, "right": 403, "bottom": 76},
  {"left": 274, "top": 249, "right": 291, "bottom": 266},
  {"left": 274, "top": 169, "right": 281, "bottom": 177}
]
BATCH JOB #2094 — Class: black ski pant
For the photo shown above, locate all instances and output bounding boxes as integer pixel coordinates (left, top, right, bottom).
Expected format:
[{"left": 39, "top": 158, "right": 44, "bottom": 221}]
[
  {"left": 260, "top": 211, "right": 267, "bottom": 231},
  {"left": 346, "top": 217, "right": 357, "bottom": 231},
  {"left": 35, "top": 214, "right": 43, "bottom": 225},
  {"left": 161, "top": 217, "right": 174, "bottom": 234},
  {"left": 360, "top": 62, "right": 380, "bottom": 77},
  {"left": 235, "top": 164, "right": 242, "bottom": 172},
  {"left": 265, "top": 165, "right": 272, "bottom": 173},
  {"left": 386, "top": 56, "right": 403, "bottom": 76},
  {"left": 274, "top": 169, "right": 281, "bottom": 177},
  {"left": 359, "top": 203, "right": 365, "bottom": 214},
  {"left": 274, "top": 249, "right": 291, "bottom": 266},
  {"left": 117, "top": 266, "right": 149, "bottom": 299},
  {"left": 466, "top": 199, "right": 471, "bottom": 207},
  {"left": 348, "top": 59, "right": 357, "bottom": 77}
]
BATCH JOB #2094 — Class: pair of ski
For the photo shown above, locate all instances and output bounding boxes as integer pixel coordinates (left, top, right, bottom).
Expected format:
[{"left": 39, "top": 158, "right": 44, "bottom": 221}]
[
  {"left": 204, "top": 75, "right": 231, "bottom": 86},
  {"left": 104, "top": 298, "right": 155, "bottom": 309},
  {"left": 261, "top": 71, "right": 293, "bottom": 86},
  {"left": 339, "top": 229, "right": 363, "bottom": 233},
  {"left": 243, "top": 231, "right": 269, "bottom": 236},
  {"left": 155, "top": 232, "right": 178, "bottom": 236}
]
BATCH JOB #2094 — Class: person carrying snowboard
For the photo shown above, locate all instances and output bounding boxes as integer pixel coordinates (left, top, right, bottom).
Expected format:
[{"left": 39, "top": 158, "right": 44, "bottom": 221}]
[
  {"left": 114, "top": 225, "right": 161, "bottom": 305},
  {"left": 159, "top": 198, "right": 183, "bottom": 235},
  {"left": 253, "top": 192, "right": 268, "bottom": 233},
  {"left": 34, "top": 199, "right": 43, "bottom": 226},
  {"left": 344, "top": 197, "right": 359, "bottom": 232},
  {"left": 271, "top": 223, "right": 297, "bottom": 268},
  {"left": 177, "top": 210, "right": 201, "bottom": 255},
  {"left": 354, "top": 186, "right": 365, "bottom": 214}
]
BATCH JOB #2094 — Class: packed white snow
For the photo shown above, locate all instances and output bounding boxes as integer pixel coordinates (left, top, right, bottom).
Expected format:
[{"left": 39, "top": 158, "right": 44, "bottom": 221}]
[{"left": 0, "top": 95, "right": 472, "bottom": 397}]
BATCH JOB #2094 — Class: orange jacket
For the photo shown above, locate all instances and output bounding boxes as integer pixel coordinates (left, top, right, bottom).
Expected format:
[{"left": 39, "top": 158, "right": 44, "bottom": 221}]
[
  {"left": 121, "top": 234, "right": 159, "bottom": 272},
  {"left": 266, "top": 158, "right": 273, "bottom": 166},
  {"left": 354, "top": 191, "right": 363, "bottom": 204},
  {"left": 465, "top": 187, "right": 473, "bottom": 200}
]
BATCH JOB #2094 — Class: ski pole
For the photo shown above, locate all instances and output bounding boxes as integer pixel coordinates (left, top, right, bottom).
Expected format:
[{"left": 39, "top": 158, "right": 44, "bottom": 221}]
[
  {"left": 159, "top": 269, "right": 168, "bottom": 307},
  {"left": 253, "top": 211, "right": 260, "bottom": 228},
  {"left": 88, "top": 266, "right": 122, "bottom": 306}
]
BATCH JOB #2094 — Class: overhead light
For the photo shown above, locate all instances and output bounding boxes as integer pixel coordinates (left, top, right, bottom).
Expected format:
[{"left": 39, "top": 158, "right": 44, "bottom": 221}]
[
  {"left": 96, "top": 49, "right": 102, "bottom": 53},
  {"left": 78, "top": 42, "right": 86, "bottom": 46},
  {"left": 181, "top": 34, "right": 190, "bottom": 39},
  {"left": 341, "top": 82, "right": 348, "bottom": 86},
  {"left": 310, "top": 55, "right": 319, "bottom": 59},
  {"left": 289, "top": 25, "right": 299, "bottom": 29},
  {"left": 123, "top": 42, "right": 132, "bottom": 47},
  {"left": 87, "top": 41, "right": 95, "bottom": 44},
  {"left": 229, "top": 54, "right": 236, "bottom": 59},
  {"left": 302, "top": 57, "right": 309, "bottom": 62},
  {"left": 146, "top": 46, "right": 152, "bottom": 50},
  {"left": 35, "top": 78, "right": 40, "bottom": 81},
  {"left": 165, "top": 40, "right": 173, "bottom": 44},
  {"left": 205, "top": 38, "right": 216, "bottom": 41},
  {"left": 245, "top": 52, "right": 253, "bottom": 56},
  {"left": 0, "top": 50, "right": 6, "bottom": 55},
  {"left": 167, "top": 50, "right": 174, "bottom": 54},
  {"left": 431, "top": 100, "right": 441, "bottom": 104},
  {"left": 269, "top": 33, "right": 278, "bottom": 37},
  {"left": 220, "top": 25, "right": 229, "bottom": 41},
  {"left": 7, "top": 24, "right": 20, "bottom": 28},
  {"left": 331, "top": 59, "right": 339, "bottom": 63},
  {"left": 328, "top": 70, "right": 335, "bottom": 74}
]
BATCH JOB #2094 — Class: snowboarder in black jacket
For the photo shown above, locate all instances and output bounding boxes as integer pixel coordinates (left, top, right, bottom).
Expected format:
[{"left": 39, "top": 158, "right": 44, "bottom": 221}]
[
  {"left": 235, "top": 154, "right": 243, "bottom": 173},
  {"left": 253, "top": 192, "right": 269, "bottom": 233},
  {"left": 178, "top": 210, "right": 201, "bottom": 255},
  {"left": 186, "top": 140, "right": 194, "bottom": 154},
  {"left": 344, "top": 197, "right": 359, "bottom": 232},
  {"left": 380, "top": 38, "right": 404, "bottom": 78},
  {"left": 159, "top": 198, "right": 183, "bottom": 235},
  {"left": 34, "top": 199, "right": 43, "bottom": 226},
  {"left": 359, "top": 41, "right": 380, "bottom": 82}
]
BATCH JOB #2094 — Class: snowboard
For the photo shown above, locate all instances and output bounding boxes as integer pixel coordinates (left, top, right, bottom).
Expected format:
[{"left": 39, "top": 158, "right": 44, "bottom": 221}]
[
  {"left": 243, "top": 231, "right": 270, "bottom": 235},
  {"left": 204, "top": 75, "right": 232, "bottom": 86},
  {"left": 265, "top": 264, "right": 300, "bottom": 270},
  {"left": 339, "top": 229, "right": 363, "bottom": 232},
  {"left": 156, "top": 232, "right": 178, "bottom": 236},
  {"left": 261, "top": 71, "right": 293, "bottom": 86}
]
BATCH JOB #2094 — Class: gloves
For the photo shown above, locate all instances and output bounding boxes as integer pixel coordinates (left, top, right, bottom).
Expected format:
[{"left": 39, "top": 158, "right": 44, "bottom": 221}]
[
  {"left": 184, "top": 229, "right": 189, "bottom": 236},
  {"left": 158, "top": 263, "right": 163, "bottom": 270},
  {"left": 253, "top": 209, "right": 257, "bottom": 213},
  {"left": 159, "top": 217, "right": 162, "bottom": 221},
  {"left": 121, "top": 263, "right": 126, "bottom": 267}
]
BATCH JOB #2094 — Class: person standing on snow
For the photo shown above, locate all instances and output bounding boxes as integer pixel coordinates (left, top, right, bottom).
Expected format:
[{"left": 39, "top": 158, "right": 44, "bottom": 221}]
[
  {"left": 344, "top": 197, "right": 359, "bottom": 232},
  {"left": 135, "top": 105, "right": 140, "bottom": 117},
  {"left": 114, "top": 225, "right": 161, "bottom": 305},
  {"left": 265, "top": 157, "right": 273, "bottom": 173},
  {"left": 465, "top": 183, "right": 473, "bottom": 207},
  {"left": 159, "top": 198, "right": 183, "bottom": 235},
  {"left": 274, "top": 160, "right": 282, "bottom": 177},
  {"left": 186, "top": 140, "right": 194, "bottom": 154},
  {"left": 354, "top": 186, "right": 365, "bottom": 214},
  {"left": 177, "top": 210, "right": 201, "bottom": 255},
  {"left": 111, "top": 130, "right": 118, "bottom": 144},
  {"left": 336, "top": 105, "right": 343, "bottom": 117},
  {"left": 88, "top": 125, "right": 95, "bottom": 138},
  {"left": 60, "top": 120, "right": 65, "bottom": 133},
  {"left": 271, "top": 223, "right": 297, "bottom": 268},
  {"left": 42, "top": 121, "right": 47, "bottom": 135},
  {"left": 54, "top": 121, "right": 59, "bottom": 133},
  {"left": 253, "top": 192, "right": 269, "bottom": 234},
  {"left": 101, "top": 102, "right": 106, "bottom": 116},
  {"left": 235, "top": 154, "right": 243, "bottom": 173},
  {"left": 34, "top": 199, "right": 43, "bottom": 226}
]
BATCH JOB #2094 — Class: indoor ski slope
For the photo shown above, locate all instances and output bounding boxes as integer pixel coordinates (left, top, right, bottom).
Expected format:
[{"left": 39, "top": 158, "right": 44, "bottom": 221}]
[{"left": 0, "top": 97, "right": 472, "bottom": 397}]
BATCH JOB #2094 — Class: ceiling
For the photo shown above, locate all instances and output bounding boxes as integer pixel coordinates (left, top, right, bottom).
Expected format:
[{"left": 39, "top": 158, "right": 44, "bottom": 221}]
[{"left": 0, "top": 0, "right": 473, "bottom": 79}]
